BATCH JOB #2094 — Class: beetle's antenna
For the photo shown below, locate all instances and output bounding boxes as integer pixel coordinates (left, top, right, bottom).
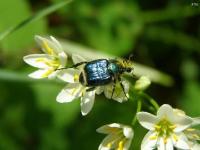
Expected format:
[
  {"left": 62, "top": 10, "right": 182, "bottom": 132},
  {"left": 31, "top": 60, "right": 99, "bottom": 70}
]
[{"left": 55, "top": 67, "right": 68, "bottom": 71}]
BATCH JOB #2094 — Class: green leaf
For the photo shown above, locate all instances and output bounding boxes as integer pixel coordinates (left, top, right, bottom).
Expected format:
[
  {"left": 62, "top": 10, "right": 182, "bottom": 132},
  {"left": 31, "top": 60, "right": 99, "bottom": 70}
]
[
  {"left": 0, "top": 0, "right": 46, "bottom": 56},
  {"left": 0, "top": 0, "right": 72, "bottom": 41}
]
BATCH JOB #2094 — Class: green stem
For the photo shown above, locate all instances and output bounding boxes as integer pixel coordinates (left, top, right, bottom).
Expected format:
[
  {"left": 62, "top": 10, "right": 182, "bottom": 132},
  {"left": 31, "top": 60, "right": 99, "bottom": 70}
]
[
  {"left": 140, "top": 92, "right": 159, "bottom": 111},
  {"left": 131, "top": 100, "right": 142, "bottom": 126}
]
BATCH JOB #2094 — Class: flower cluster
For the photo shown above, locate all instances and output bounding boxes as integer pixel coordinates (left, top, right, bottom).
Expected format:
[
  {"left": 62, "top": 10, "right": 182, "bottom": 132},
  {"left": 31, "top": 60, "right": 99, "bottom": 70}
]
[
  {"left": 24, "top": 35, "right": 131, "bottom": 116},
  {"left": 24, "top": 35, "right": 199, "bottom": 150}
]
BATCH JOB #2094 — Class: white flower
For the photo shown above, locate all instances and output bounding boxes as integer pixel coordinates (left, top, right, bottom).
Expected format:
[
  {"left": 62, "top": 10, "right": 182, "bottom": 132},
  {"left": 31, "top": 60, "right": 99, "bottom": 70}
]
[
  {"left": 134, "top": 76, "right": 151, "bottom": 91},
  {"left": 56, "top": 68, "right": 98, "bottom": 116},
  {"left": 103, "top": 78, "right": 129, "bottom": 103},
  {"left": 137, "top": 104, "right": 193, "bottom": 150},
  {"left": 23, "top": 35, "right": 67, "bottom": 79},
  {"left": 174, "top": 109, "right": 200, "bottom": 150},
  {"left": 97, "top": 123, "right": 134, "bottom": 150}
]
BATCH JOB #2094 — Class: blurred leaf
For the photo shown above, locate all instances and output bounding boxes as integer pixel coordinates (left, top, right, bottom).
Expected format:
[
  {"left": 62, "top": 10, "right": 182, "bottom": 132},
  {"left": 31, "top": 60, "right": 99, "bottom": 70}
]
[
  {"left": 145, "top": 27, "right": 200, "bottom": 52},
  {"left": 0, "top": 69, "right": 56, "bottom": 84},
  {"left": 0, "top": 0, "right": 72, "bottom": 41},
  {"left": 0, "top": 0, "right": 47, "bottom": 56},
  {"left": 180, "top": 59, "right": 200, "bottom": 116},
  {"left": 39, "top": 127, "right": 69, "bottom": 150},
  {"left": 31, "top": 83, "right": 80, "bottom": 128},
  {"left": 181, "top": 59, "right": 199, "bottom": 81},
  {"left": 141, "top": 5, "right": 200, "bottom": 23},
  {"left": 60, "top": 39, "right": 174, "bottom": 86},
  {"left": 180, "top": 81, "right": 200, "bottom": 116}
]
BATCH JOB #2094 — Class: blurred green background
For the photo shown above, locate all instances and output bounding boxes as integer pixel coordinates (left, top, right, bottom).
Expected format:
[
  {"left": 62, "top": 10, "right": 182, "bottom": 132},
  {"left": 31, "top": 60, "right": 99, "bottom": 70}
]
[{"left": 0, "top": 0, "right": 200, "bottom": 149}]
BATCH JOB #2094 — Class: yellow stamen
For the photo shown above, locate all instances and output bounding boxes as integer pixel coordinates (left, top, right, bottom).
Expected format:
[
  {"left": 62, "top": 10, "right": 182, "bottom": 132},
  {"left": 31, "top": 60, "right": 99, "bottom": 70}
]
[
  {"left": 36, "top": 58, "right": 59, "bottom": 67},
  {"left": 186, "top": 128, "right": 195, "bottom": 132},
  {"left": 164, "top": 137, "right": 168, "bottom": 144},
  {"left": 172, "top": 134, "right": 178, "bottom": 142},
  {"left": 43, "top": 41, "right": 55, "bottom": 55},
  {"left": 36, "top": 58, "right": 45, "bottom": 62},
  {"left": 149, "top": 135, "right": 157, "bottom": 140},
  {"left": 192, "top": 134, "right": 200, "bottom": 139},
  {"left": 117, "top": 141, "right": 124, "bottom": 150},
  {"left": 154, "top": 125, "right": 161, "bottom": 130},
  {"left": 74, "top": 74, "right": 79, "bottom": 82},
  {"left": 71, "top": 88, "right": 77, "bottom": 95},
  {"left": 106, "top": 143, "right": 112, "bottom": 148},
  {"left": 41, "top": 69, "right": 53, "bottom": 78},
  {"left": 169, "top": 125, "right": 177, "bottom": 130}
]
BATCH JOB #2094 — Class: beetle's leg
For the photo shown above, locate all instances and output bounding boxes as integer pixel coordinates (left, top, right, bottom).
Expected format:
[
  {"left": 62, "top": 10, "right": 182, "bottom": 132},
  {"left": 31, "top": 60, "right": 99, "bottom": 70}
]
[
  {"left": 55, "top": 62, "right": 87, "bottom": 70},
  {"left": 111, "top": 78, "right": 116, "bottom": 99},
  {"left": 118, "top": 77, "right": 129, "bottom": 100},
  {"left": 86, "top": 87, "right": 96, "bottom": 92}
]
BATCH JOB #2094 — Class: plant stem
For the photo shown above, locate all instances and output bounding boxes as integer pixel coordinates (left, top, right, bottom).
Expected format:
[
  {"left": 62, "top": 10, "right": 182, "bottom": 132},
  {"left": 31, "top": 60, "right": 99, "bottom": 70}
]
[
  {"left": 140, "top": 92, "right": 159, "bottom": 111},
  {"left": 131, "top": 100, "right": 142, "bottom": 126}
]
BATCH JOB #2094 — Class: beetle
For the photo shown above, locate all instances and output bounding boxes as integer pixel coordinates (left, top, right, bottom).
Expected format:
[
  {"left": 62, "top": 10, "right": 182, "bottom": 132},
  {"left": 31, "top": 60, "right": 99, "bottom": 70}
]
[{"left": 72, "top": 58, "right": 133, "bottom": 99}]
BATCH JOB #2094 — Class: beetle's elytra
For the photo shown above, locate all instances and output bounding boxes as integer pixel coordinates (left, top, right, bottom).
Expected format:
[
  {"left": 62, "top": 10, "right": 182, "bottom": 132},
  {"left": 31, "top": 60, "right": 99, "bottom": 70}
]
[{"left": 78, "top": 58, "right": 133, "bottom": 90}]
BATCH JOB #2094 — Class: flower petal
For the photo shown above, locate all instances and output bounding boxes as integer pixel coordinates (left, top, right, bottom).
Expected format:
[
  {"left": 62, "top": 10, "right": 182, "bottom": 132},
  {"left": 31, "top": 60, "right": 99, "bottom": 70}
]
[
  {"left": 173, "top": 115, "right": 193, "bottom": 132},
  {"left": 81, "top": 90, "right": 95, "bottom": 116},
  {"left": 28, "top": 69, "right": 53, "bottom": 79},
  {"left": 57, "top": 68, "right": 81, "bottom": 83},
  {"left": 191, "top": 143, "right": 200, "bottom": 150},
  {"left": 137, "top": 112, "right": 158, "bottom": 130},
  {"left": 166, "top": 138, "right": 173, "bottom": 150},
  {"left": 72, "top": 54, "right": 87, "bottom": 64},
  {"left": 35, "top": 35, "right": 62, "bottom": 55},
  {"left": 157, "top": 104, "right": 174, "bottom": 120},
  {"left": 56, "top": 83, "right": 82, "bottom": 103},
  {"left": 96, "top": 86, "right": 104, "bottom": 95},
  {"left": 141, "top": 131, "right": 157, "bottom": 150},
  {"left": 158, "top": 105, "right": 193, "bottom": 132},
  {"left": 98, "top": 134, "right": 117, "bottom": 150},
  {"left": 58, "top": 51, "right": 67, "bottom": 67},
  {"left": 50, "top": 36, "right": 62, "bottom": 52},
  {"left": 134, "top": 76, "right": 151, "bottom": 91},
  {"left": 48, "top": 70, "right": 58, "bottom": 79},
  {"left": 123, "top": 138, "right": 133, "bottom": 150},
  {"left": 97, "top": 123, "right": 121, "bottom": 134},
  {"left": 123, "top": 127, "right": 134, "bottom": 139},
  {"left": 191, "top": 117, "right": 200, "bottom": 126},
  {"left": 157, "top": 138, "right": 165, "bottom": 150},
  {"left": 172, "top": 133, "right": 190, "bottom": 149},
  {"left": 104, "top": 79, "right": 129, "bottom": 103},
  {"left": 23, "top": 54, "right": 54, "bottom": 69}
]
